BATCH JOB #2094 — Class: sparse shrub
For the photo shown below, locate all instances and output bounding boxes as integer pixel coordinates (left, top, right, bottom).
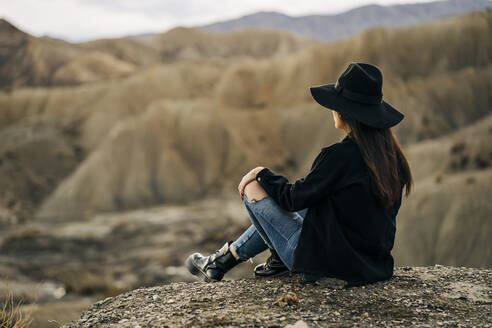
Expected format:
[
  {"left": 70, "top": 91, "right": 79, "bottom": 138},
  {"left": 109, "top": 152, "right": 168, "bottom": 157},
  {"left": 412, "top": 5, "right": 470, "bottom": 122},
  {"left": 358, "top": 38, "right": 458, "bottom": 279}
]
[{"left": 0, "top": 282, "right": 32, "bottom": 328}]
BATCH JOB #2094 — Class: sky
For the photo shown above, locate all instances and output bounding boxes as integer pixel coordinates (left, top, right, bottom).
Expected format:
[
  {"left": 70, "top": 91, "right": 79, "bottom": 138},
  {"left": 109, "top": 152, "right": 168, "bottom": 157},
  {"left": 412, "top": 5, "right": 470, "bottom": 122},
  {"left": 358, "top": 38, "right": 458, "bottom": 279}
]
[{"left": 0, "top": 0, "right": 437, "bottom": 42}]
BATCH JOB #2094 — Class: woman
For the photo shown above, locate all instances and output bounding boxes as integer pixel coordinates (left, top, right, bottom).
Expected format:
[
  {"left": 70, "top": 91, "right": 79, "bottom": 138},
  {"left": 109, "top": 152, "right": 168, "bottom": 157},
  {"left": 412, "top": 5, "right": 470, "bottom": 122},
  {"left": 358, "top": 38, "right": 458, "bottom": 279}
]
[{"left": 185, "top": 62, "right": 413, "bottom": 286}]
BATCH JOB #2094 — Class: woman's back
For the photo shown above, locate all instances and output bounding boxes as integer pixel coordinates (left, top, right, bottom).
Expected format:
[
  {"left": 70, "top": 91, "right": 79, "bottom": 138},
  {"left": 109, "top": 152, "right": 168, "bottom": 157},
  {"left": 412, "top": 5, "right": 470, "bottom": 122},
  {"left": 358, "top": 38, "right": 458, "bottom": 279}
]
[{"left": 289, "top": 135, "right": 405, "bottom": 286}]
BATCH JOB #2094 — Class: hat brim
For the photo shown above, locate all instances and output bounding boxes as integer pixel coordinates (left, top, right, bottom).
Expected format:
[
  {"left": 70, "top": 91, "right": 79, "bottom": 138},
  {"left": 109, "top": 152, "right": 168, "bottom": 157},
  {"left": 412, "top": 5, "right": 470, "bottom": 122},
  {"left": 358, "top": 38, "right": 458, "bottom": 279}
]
[{"left": 310, "top": 84, "right": 404, "bottom": 129}]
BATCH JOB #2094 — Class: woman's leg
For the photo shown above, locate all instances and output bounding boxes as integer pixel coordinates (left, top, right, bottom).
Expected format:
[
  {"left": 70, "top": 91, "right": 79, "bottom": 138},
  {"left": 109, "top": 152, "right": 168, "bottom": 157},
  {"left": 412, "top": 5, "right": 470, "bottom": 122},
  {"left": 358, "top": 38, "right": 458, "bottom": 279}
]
[
  {"left": 230, "top": 197, "right": 306, "bottom": 262},
  {"left": 229, "top": 195, "right": 285, "bottom": 261},
  {"left": 241, "top": 197, "right": 276, "bottom": 248},
  {"left": 239, "top": 195, "right": 305, "bottom": 271},
  {"left": 230, "top": 224, "right": 269, "bottom": 261}
]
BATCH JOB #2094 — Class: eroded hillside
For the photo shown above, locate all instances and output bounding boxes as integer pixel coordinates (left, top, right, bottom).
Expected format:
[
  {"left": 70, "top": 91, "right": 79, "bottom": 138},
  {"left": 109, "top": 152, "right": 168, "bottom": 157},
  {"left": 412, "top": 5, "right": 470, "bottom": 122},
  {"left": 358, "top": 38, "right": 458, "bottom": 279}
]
[
  {"left": 0, "top": 18, "right": 316, "bottom": 89},
  {"left": 1, "top": 10, "right": 490, "bottom": 223}
]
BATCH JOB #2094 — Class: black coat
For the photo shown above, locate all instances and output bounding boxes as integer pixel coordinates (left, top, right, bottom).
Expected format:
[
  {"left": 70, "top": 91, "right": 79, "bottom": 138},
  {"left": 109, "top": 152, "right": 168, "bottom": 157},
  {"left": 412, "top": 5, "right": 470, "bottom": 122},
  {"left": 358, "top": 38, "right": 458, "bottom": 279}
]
[{"left": 255, "top": 134, "right": 403, "bottom": 286}]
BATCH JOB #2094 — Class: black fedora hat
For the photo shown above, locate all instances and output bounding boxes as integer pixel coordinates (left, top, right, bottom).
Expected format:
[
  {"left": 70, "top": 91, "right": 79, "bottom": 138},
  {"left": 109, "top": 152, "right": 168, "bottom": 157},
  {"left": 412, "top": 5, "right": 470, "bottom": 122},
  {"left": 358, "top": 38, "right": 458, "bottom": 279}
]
[{"left": 310, "top": 62, "right": 404, "bottom": 128}]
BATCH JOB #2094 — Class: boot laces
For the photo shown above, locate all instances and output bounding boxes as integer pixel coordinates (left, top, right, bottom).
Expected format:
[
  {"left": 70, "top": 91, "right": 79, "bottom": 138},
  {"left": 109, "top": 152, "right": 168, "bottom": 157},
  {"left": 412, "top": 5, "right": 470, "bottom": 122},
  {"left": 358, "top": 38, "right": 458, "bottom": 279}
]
[
  {"left": 207, "top": 242, "right": 233, "bottom": 267},
  {"left": 209, "top": 248, "right": 223, "bottom": 263}
]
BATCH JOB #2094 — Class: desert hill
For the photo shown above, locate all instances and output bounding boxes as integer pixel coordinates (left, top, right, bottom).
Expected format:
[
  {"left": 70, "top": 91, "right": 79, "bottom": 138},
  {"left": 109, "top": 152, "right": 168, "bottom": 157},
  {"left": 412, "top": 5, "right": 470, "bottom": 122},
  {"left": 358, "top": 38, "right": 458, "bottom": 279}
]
[
  {"left": 78, "top": 37, "right": 161, "bottom": 67},
  {"left": 0, "top": 19, "right": 315, "bottom": 89},
  {"left": 82, "top": 26, "right": 314, "bottom": 64},
  {"left": 0, "top": 19, "right": 137, "bottom": 88},
  {"left": 394, "top": 114, "right": 492, "bottom": 267},
  {"left": 151, "top": 26, "right": 315, "bottom": 61},
  {"left": 200, "top": 0, "right": 492, "bottom": 41}
]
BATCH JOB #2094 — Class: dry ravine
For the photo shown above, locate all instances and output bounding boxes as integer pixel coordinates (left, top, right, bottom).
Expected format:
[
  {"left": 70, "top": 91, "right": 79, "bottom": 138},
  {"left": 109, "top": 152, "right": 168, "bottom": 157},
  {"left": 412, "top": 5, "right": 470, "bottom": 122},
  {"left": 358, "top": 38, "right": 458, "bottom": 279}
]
[{"left": 64, "top": 266, "right": 491, "bottom": 328}]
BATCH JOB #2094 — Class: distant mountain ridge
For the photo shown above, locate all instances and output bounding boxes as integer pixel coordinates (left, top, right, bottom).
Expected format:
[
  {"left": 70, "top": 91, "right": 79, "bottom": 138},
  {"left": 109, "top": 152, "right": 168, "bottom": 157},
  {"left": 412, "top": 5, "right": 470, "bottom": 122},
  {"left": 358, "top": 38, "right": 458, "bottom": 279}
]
[{"left": 200, "top": 0, "right": 492, "bottom": 41}]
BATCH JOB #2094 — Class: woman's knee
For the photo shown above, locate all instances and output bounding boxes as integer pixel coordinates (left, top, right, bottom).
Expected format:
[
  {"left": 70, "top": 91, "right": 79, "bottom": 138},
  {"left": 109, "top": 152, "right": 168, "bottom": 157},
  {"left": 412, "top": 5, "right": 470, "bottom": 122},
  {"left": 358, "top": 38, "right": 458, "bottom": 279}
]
[{"left": 244, "top": 181, "right": 268, "bottom": 202}]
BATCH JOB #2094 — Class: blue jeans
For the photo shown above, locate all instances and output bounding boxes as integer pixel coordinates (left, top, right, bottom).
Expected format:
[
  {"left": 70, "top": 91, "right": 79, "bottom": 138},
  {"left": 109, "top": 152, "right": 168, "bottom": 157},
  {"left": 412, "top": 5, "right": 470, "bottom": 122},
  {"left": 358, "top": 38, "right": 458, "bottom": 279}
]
[{"left": 230, "top": 195, "right": 320, "bottom": 281}]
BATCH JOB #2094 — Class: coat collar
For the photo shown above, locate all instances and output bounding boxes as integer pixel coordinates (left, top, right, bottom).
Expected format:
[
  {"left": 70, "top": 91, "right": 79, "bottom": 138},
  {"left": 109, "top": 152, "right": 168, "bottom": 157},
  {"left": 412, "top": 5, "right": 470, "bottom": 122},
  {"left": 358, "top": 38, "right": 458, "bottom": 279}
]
[{"left": 342, "top": 134, "right": 353, "bottom": 143}]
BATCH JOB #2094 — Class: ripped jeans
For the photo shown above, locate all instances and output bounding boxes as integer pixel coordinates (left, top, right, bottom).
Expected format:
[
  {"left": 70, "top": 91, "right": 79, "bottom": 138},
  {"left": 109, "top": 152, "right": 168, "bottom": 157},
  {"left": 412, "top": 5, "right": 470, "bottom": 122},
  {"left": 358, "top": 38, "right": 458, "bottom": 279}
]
[{"left": 230, "top": 194, "right": 321, "bottom": 281}]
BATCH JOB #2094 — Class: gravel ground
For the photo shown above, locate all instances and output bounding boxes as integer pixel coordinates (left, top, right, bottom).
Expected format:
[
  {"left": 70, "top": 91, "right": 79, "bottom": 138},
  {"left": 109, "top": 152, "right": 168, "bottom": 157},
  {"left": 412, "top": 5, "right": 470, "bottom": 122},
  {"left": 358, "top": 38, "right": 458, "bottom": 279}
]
[{"left": 64, "top": 265, "right": 491, "bottom": 328}]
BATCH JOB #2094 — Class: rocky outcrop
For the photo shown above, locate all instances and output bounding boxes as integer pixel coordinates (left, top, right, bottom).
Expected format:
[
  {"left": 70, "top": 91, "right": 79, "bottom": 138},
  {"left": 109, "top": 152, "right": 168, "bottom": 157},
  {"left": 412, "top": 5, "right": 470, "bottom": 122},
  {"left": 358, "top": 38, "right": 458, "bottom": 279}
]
[{"left": 64, "top": 266, "right": 491, "bottom": 328}]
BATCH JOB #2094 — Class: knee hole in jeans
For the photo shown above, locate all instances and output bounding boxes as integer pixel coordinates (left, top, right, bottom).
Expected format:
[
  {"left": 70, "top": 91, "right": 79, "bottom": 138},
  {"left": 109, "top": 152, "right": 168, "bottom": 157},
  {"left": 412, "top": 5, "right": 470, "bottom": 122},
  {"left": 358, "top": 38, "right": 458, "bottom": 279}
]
[{"left": 245, "top": 195, "right": 269, "bottom": 205}]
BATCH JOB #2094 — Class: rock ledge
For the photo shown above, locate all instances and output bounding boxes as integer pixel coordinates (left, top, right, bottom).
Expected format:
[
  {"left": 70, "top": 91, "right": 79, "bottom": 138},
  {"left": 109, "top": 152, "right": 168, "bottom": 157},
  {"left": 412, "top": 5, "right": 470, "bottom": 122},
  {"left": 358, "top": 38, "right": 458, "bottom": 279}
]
[{"left": 64, "top": 266, "right": 491, "bottom": 327}]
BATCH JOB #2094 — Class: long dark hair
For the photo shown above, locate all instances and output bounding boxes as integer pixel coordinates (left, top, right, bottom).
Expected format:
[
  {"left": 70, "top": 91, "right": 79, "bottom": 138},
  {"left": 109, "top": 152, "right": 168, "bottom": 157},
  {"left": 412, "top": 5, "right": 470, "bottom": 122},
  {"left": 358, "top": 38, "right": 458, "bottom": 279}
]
[{"left": 339, "top": 112, "right": 413, "bottom": 208}]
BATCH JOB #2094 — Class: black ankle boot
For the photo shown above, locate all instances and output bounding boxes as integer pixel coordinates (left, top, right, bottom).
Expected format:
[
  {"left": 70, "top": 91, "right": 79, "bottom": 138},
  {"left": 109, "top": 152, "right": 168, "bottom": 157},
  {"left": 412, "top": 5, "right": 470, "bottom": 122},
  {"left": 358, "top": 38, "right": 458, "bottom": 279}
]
[
  {"left": 254, "top": 247, "right": 290, "bottom": 278},
  {"left": 185, "top": 240, "right": 244, "bottom": 282}
]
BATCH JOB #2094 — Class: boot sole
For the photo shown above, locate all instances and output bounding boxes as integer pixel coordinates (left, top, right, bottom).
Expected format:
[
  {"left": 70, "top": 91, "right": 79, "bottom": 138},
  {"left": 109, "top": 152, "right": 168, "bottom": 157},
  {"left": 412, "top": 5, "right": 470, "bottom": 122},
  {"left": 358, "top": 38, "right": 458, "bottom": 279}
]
[
  {"left": 254, "top": 270, "right": 292, "bottom": 278},
  {"left": 185, "top": 255, "right": 219, "bottom": 283}
]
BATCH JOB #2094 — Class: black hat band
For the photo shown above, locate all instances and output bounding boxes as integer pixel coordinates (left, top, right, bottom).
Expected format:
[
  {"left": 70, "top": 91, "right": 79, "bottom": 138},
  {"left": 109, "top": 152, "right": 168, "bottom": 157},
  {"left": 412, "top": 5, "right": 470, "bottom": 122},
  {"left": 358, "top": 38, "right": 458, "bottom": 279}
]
[{"left": 334, "top": 80, "right": 383, "bottom": 105}]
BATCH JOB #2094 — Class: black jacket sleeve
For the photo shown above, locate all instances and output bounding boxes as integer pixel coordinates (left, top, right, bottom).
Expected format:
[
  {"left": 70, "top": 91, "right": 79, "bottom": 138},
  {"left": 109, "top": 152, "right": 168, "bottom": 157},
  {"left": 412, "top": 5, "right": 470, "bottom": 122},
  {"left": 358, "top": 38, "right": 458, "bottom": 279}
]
[{"left": 254, "top": 144, "right": 348, "bottom": 212}]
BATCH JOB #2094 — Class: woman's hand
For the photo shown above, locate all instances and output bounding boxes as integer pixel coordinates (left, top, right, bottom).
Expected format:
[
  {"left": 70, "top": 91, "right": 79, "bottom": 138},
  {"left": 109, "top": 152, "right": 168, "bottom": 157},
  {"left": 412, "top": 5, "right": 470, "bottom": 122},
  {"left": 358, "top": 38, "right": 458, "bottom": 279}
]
[{"left": 238, "top": 166, "right": 265, "bottom": 200}]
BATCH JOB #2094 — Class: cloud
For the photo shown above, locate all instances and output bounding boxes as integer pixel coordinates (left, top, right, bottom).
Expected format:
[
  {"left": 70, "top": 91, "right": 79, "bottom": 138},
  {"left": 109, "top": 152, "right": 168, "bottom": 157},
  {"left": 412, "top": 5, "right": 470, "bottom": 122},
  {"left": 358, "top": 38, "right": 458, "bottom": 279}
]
[
  {"left": 0, "top": 0, "right": 171, "bottom": 41},
  {"left": 0, "top": 0, "right": 435, "bottom": 42},
  {"left": 74, "top": 0, "right": 328, "bottom": 19}
]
